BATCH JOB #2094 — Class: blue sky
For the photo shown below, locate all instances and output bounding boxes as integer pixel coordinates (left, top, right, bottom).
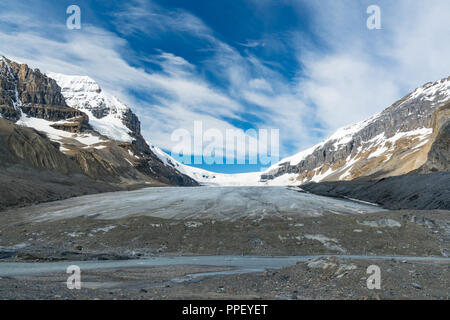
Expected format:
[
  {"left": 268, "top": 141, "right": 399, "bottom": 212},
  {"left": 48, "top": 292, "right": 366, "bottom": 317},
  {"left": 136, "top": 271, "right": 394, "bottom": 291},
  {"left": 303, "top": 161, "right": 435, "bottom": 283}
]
[{"left": 1, "top": 0, "right": 449, "bottom": 173}]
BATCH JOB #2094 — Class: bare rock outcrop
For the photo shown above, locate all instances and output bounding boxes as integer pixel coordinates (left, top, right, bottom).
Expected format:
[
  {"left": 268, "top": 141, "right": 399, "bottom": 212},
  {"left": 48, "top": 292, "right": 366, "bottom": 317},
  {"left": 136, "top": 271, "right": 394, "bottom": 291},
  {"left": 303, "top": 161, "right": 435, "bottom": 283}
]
[{"left": 416, "top": 102, "right": 450, "bottom": 173}]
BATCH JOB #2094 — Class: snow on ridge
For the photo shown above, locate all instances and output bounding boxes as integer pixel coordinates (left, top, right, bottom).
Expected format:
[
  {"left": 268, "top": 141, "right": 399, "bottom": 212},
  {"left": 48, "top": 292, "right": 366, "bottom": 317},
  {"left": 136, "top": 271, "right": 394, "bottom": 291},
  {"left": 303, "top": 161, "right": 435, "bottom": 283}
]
[
  {"left": 48, "top": 73, "right": 101, "bottom": 94},
  {"left": 266, "top": 112, "right": 382, "bottom": 171},
  {"left": 47, "top": 73, "right": 133, "bottom": 143},
  {"left": 366, "top": 127, "right": 432, "bottom": 160},
  {"left": 149, "top": 144, "right": 276, "bottom": 186},
  {"left": 16, "top": 113, "right": 106, "bottom": 148},
  {"left": 406, "top": 77, "right": 450, "bottom": 104}
]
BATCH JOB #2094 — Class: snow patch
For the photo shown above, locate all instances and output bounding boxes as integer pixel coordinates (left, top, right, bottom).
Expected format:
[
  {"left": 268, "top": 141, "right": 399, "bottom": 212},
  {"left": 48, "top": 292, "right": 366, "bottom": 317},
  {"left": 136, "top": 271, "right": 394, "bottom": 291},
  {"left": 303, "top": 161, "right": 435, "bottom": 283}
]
[
  {"left": 357, "top": 218, "right": 401, "bottom": 228},
  {"left": 184, "top": 221, "right": 203, "bottom": 228},
  {"left": 16, "top": 113, "right": 105, "bottom": 146},
  {"left": 304, "top": 234, "right": 346, "bottom": 253},
  {"left": 91, "top": 225, "right": 116, "bottom": 233}
]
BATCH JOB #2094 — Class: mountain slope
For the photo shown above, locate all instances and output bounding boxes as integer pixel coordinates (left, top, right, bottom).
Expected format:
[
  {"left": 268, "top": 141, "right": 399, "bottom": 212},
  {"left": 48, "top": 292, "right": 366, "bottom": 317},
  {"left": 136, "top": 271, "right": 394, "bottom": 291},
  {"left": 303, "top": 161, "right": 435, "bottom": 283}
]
[
  {"left": 0, "top": 117, "right": 120, "bottom": 210},
  {"left": 302, "top": 104, "right": 450, "bottom": 210},
  {"left": 301, "top": 171, "right": 450, "bottom": 210},
  {"left": 415, "top": 102, "right": 450, "bottom": 173}
]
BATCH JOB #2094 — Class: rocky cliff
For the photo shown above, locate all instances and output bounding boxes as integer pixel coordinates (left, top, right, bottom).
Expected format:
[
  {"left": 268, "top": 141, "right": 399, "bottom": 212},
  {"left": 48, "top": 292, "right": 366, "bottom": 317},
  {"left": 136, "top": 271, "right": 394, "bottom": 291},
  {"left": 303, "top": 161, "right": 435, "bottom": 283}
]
[
  {"left": 416, "top": 102, "right": 450, "bottom": 173},
  {"left": 0, "top": 57, "right": 86, "bottom": 122}
]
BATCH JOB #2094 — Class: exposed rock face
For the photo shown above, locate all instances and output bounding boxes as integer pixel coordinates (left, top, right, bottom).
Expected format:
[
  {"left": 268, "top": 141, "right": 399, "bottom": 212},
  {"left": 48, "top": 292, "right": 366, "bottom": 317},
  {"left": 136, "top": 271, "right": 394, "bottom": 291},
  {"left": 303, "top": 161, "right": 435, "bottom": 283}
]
[
  {"left": 0, "top": 117, "right": 79, "bottom": 174},
  {"left": 0, "top": 57, "right": 85, "bottom": 122},
  {"left": 262, "top": 77, "right": 450, "bottom": 184},
  {"left": 416, "top": 102, "right": 450, "bottom": 173}
]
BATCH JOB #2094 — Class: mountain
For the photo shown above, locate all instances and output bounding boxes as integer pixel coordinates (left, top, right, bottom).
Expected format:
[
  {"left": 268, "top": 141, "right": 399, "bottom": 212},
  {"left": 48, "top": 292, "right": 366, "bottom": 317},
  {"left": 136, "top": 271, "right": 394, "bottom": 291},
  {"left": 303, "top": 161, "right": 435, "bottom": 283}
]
[
  {"left": 0, "top": 57, "right": 197, "bottom": 201},
  {"left": 46, "top": 72, "right": 198, "bottom": 186},
  {"left": 301, "top": 102, "right": 449, "bottom": 210},
  {"left": 1, "top": 55, "right": 448, "bottom": 193},
  {"left": 260, "top": 77, "right": 450, "bottom": 185}
]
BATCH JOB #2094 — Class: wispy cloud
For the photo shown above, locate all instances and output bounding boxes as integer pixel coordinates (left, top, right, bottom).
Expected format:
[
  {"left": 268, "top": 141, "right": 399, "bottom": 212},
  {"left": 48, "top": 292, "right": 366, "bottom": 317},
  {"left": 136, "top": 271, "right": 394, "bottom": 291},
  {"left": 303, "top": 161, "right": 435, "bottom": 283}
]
[{"left": 111, "top": 0, "right": 214, "bottom": 41}]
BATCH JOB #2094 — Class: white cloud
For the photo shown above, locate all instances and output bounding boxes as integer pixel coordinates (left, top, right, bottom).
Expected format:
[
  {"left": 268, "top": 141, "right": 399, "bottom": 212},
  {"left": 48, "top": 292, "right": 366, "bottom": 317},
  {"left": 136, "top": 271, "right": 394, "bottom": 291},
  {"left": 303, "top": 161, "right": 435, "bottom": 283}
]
[
  {"left": 299, "top": 53, "right": 400, "bottom": 132},
  {"left": 112, "top": 0, "right": 214, "bottom": 40},
  {"left": 291, "top": 0, "right": 450, "bottom": 134}
]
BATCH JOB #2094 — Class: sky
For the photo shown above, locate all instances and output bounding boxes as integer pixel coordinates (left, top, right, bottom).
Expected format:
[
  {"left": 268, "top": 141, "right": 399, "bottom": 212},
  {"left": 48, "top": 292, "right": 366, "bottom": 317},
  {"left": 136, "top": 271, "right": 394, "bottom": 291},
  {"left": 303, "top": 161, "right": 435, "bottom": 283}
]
[{"left": 0, "top": 0, "right": 449, "bottom": 173}]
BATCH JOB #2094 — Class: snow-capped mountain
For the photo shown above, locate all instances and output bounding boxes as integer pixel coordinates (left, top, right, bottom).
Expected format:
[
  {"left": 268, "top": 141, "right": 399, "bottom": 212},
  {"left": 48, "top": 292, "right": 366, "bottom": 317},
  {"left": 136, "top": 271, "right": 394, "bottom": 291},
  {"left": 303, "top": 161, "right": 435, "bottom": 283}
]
[
  {"left": 261, "top": 77, "right": 450, "bottom": 185},
  {"left": 0, "top": 57, "right": 197, "bottom": 187},
  {"left": 47, "top": 73, "right": 135, "bottom": 143}
]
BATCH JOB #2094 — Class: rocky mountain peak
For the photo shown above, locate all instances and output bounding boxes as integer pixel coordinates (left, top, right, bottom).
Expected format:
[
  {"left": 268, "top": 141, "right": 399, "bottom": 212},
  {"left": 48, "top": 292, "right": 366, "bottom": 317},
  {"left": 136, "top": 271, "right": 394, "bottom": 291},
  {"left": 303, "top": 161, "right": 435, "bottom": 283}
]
[
  {"left": 0, "top": 57, "right": 84, "bottom": 122},
  {"left": 260, "top": 76, "right": 450, "bottom": 185},
  {"left": 47, "top": 72, "right": 142, "bottom": 143},
  {"left": 48, "top": 73, "right": 128, "bottom": 119}
]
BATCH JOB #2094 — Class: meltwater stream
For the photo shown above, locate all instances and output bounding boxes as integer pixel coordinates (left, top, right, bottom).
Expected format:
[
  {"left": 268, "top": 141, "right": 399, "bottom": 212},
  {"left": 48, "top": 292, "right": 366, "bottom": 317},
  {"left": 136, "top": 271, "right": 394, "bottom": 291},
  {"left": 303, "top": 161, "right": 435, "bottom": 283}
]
[{"left": 0, "top": 255, "right": 449, "bottom": 278}]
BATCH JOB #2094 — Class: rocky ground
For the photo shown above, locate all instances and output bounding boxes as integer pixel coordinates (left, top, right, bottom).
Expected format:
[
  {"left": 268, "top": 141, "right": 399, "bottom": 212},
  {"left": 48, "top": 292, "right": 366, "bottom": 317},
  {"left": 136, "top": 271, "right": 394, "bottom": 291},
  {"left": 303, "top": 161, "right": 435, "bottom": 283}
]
[
  {"left": 1, "top": 196, "right": 448, "bottom": 300},
  {"left": 302, "top": 172, "right": 450, "bottom": 210},
  {"left": 0, "top": 257, "right": 447, "bottom": 300},
  {"left": 0, "top": 210, "right": 448, "bottom": 259}
]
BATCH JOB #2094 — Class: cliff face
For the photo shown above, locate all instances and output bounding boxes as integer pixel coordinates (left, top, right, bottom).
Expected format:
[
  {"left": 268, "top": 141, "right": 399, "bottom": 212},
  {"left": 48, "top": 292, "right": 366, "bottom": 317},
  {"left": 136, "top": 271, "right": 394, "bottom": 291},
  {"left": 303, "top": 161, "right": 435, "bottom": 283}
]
[
  {"left": 0, "top": 57, "right": 85, "bottom": 122},
  {"left": 262, "top": 77, "right": 450, "bottom": 184},
  {"left": 0, "top": 57, "right": 198, "bottom": 191},
  {"left": 416, "top": 102, "right": 450, "bottom": 173}
]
